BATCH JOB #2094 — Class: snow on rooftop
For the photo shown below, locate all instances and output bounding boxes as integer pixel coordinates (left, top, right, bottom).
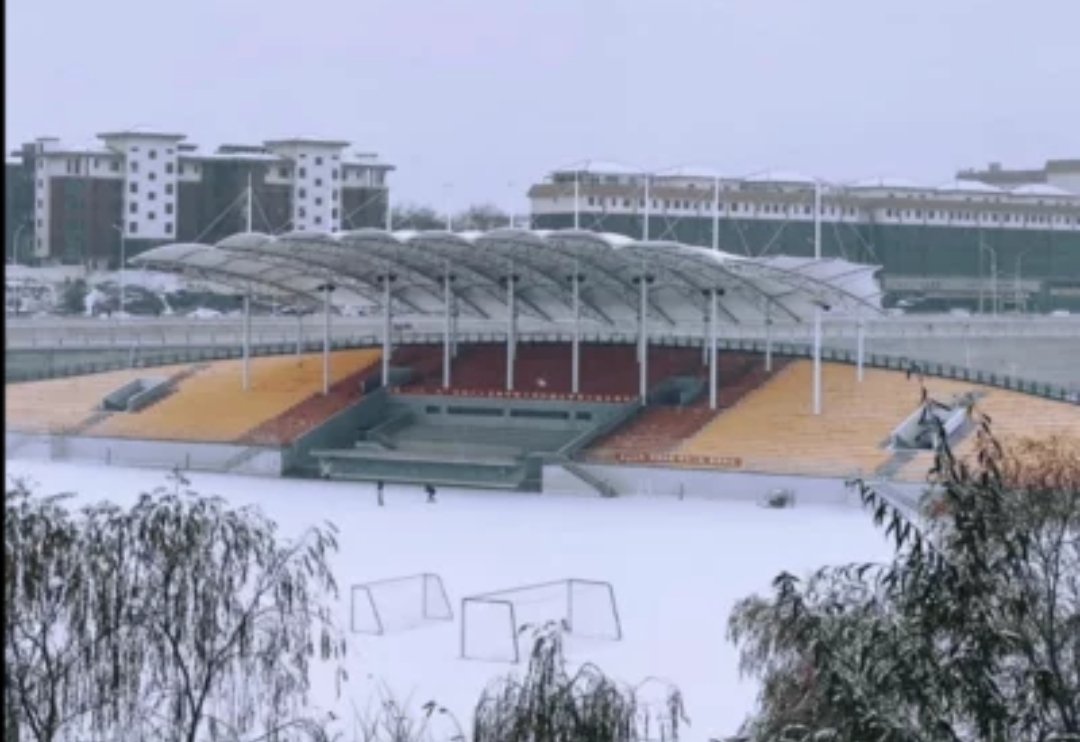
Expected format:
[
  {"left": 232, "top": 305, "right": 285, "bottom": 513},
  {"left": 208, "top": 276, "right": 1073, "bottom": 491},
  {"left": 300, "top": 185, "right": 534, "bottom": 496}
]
[
  {"left": 1011, "top": 183, "right": 1075, "bottom": 197},
  {"left": 184, "top": 151, "right": 283, "bottom": 162},
  {"left": 6, "top": 459, "right": 889, "bottom": 742},
  {"left": 655, "top": 164, "right": 725, "bottom": 180},
  {"left": 938, "top": 179, "right": 1002, "bottom": 194},
  {"left": 555, "top": 159, "right": 644, "bottom": 176},
  {"left": 743, "top": 169, "right": 817, "bottom": 184},
  {"left": 850, "top": 176, "right": 925, "bottom": 190}
]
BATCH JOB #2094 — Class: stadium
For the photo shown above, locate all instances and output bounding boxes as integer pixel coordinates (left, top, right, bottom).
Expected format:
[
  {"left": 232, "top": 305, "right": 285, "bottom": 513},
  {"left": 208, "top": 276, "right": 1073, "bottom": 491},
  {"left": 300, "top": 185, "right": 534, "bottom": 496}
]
[
  {"left": 6, "top": 227, "right": 1079, "bottom": 499},
  {"left": 7, "top": 226, "right": 1080, "bottom": 738}
]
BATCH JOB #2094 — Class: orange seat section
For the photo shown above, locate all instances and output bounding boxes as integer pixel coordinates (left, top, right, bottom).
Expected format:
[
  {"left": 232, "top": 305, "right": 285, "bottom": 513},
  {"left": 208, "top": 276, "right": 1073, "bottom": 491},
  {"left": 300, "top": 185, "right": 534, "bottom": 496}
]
[{"left": 86, "top": 349, "right": 381, "bottom": 443}]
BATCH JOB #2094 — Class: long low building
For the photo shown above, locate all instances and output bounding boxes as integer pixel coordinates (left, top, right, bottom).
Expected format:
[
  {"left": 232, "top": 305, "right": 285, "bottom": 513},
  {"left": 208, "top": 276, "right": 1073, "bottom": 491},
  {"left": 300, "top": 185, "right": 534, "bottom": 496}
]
[{"left": 528, "top": 160, "right": 1080, "bottom": 312}]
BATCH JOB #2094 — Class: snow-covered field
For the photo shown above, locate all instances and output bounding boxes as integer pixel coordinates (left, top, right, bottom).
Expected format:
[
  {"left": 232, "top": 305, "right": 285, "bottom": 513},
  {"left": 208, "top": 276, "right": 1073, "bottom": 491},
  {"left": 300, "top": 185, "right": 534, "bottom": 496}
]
[{"left": 5, "top": 460, "right": 892, "bottom": 741}]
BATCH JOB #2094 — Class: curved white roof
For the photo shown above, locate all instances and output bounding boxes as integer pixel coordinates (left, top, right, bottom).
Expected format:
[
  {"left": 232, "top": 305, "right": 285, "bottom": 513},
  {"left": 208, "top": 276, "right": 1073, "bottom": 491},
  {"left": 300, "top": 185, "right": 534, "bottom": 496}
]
[
  {"left": 131, "top": 229, "right": 883, "bottom": 327},
  {"left": 850, "top": 176, "right": 925, "bottom": 190},
  {"left": 937, "top": 179, "right": 1002, "bottom": 194},
  {"left": 1011, "top": 183, "right": 1074, "bottom": 197}
]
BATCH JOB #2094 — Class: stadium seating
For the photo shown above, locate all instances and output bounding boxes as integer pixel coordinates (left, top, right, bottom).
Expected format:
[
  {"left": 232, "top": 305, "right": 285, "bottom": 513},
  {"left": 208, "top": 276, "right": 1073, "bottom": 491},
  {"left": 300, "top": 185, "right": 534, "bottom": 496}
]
[
  {"left": 87, "top": 349, "right": 382, "bottom": 443},
  {"left": 587, "top": 352, "right": 786, "bottom": 458},
  {"left": 677, "top": 361, "right": 980, "bottom": 477},
  {"left": 5, "top": 363, "right": 197, "bottom": 434},
  {"left": 239, "top": 349, "right": 382, "bottom": 445}
]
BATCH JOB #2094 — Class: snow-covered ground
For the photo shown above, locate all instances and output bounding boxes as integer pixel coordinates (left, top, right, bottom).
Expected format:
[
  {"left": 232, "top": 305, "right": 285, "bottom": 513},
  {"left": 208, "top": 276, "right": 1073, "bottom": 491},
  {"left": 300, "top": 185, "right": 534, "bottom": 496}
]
[{"left": 5, "top": 460, "right": 892, "bottom": 741}]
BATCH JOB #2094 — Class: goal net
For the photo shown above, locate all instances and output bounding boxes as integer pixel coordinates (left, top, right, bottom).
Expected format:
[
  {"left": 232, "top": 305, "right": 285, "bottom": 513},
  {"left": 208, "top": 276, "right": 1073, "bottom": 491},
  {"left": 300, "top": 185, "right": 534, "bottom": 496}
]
[
  {"left": 350, "top": 573, "right": 453, "bottom": 635},
  {"left": 460, "top": 578, "right": 622, "bottom": 663}
]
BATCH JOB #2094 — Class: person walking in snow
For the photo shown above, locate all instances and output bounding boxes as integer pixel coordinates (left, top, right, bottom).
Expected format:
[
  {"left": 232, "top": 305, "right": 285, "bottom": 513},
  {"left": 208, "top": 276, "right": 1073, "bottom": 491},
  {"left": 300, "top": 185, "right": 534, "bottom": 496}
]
[
  {"left": 425, "top": 483, "right": 437, "bottom": 504},
  {"left": 376, "top": 480, "right": 385, "bottom": 507}
]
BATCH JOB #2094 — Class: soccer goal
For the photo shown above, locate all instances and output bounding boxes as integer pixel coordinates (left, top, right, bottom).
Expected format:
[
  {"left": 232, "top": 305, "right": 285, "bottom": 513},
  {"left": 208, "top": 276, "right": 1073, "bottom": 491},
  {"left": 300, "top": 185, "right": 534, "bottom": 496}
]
[
  {"left": 460, "top": 578, "right": 622, "bottom": 663},
  {"left": 350, "top": 573, "right": 454, "bottom": 635}
]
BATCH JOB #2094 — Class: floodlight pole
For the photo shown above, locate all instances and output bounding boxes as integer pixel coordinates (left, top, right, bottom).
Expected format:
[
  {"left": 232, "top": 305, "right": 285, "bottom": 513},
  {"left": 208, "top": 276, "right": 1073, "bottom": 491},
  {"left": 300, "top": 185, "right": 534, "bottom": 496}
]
[
  {"left": 241, "top": 292, "right": 251, "bottom": 391},
  {"left": 245, "top": 171, "right": 254, "bottom": 232},
  {"left": 573, "top": 170, "right": 580, "bottom": 230},
  {"left": 571, "top": 269, "right": 581, "bottom": 394},
  {"left": 764, "top": 301, "right": 773, "bottom": 372},
  {"left": 320, "top": 283, "right": 335, "bottom": 396},
  {"left": 505, "top": 266, "right": 516, "bottom": 391},
  {"left": 711, "top": 176, "right": 720, "bottom": 251},
  {"left": 812, "top": 180, "right": 823, "bottom": 416},
  {"left": 856, "top": 319, "right": 865, "bottom": 382},
  {"left": 381, "top": 273, "right": 393, "bottom": 387},
  {"left": 642, "top": 174, "right": 650, "bottom": 241},
  {"left": 709, "top": 288, "right": 719, "bottom": 409},
  {"left": 443, "top": 268, "right": 452, "bottom": 389}
]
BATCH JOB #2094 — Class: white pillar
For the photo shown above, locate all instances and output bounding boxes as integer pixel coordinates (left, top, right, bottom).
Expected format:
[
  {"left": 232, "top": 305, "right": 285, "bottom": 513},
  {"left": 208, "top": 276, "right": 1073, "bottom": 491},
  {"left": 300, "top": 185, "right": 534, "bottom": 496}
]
[
  {"left": 711, "top": 176, "right": 720, "bottom": 251},
  {"left": 241, "top": 293, "right": 251, "bottom": 391},
  {"left": 322, "top": 287, "right": 331, "bottom": 396},
  {"left": 638, "top": 276, "right": 648, "bottom": 403},
  {"left": 382, "top": 275, "right": 392, "bottom": 387},
  {"left": 812, "top": 181, "right": 823, "bottom": 416},
  {"left": 506, "top": 270, "right": 516, "bottom": 391},
  {"left": 856, "top": 319, "right": 865, "bottom": 382},
  {"left": 709, "top": 289, "right": 718, "bottom": 409},
  {"left": 295, "top": 314, "right": 302, "bottom": 355},
  {"left": 571, "top": 272, "right": 581, "bottom": 394},
  {"left": 642, "top": 175, "right": 650, "bottom": 241},
  {"left": 573, "top": 172, "right": 580, "bottom": 230},
  {"left": 443, "top": 271, "right": 452, "bottom": 388},
  {"left": 765, "top": 303, "right": 773, "bottom": 372}
]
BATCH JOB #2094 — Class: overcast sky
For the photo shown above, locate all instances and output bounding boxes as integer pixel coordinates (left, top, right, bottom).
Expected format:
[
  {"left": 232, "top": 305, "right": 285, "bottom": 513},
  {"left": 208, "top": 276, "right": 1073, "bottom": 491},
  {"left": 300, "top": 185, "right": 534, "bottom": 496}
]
[{"left": 6, "top": 0, "right": 1078, "bottom": 213}]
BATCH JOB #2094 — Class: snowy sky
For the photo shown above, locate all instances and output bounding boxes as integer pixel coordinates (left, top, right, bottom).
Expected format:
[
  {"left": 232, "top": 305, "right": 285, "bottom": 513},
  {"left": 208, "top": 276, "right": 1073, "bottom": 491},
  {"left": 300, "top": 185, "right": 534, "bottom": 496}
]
[{"left": 7, "top": 0, "right": 1079, "bottom": 212}]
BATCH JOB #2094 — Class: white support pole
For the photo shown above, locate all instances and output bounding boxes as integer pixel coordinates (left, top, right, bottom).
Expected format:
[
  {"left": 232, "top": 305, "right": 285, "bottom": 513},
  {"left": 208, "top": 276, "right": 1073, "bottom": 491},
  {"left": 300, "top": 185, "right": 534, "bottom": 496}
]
[
  {"left": 382, "top": 275, "right": 392, "bottom": 387},
  {"left": 642, "top": 175, "right": 650, "bottom": 241},
  {"left": 322, "top": 287, "right": 331, "bottom": 396},
  {"left": 856, "top": 319, "right": 865, "bottom": 382},
  {"left": 506, "top": 269, "right": 516, "bottom": 391},
  {"left": 638, "top": 276, "right": 648, "bottom": 403},
  {"left": 571, "top": 272, "right": 581, "bottom": 394},
  {"left": 245, "top": 171, "right": 254, "bottom": 232},
  {"left": 812, "top": 181, "right": 823, "bottom": 416},
  {"left": 443, "top": 271, "right": 452, "bottom": 389},
  {"left": 241, "top": 293, "right": 251, "bottom": 391},
  {"left": 573, "top": 171, "right": 580, "bottom": 230},
  {"left": 709, "top": 288, "right": 718, "bottom": 409},
  {"left": 711, "top": 176, "right": 720, "bottom": 251},
  {"left": 295, "top": 314, "right": 302, "bottom": 355},
  {"left": 765, "top": 302, "right": 773, "bottom": 372}
]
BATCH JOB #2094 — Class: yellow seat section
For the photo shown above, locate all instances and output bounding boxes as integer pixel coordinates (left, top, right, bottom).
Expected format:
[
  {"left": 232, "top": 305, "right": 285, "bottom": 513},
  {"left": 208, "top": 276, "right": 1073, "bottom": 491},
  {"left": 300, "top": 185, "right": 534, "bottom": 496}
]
[
  {"left": 88, "top": 349, "right": 382, "bottom": 443},
  {"left": 5, "top": 363, "right": 198, "bottom": 434},
  {"left": 677, "top": 361, "right": 979, "bottom": 478}
]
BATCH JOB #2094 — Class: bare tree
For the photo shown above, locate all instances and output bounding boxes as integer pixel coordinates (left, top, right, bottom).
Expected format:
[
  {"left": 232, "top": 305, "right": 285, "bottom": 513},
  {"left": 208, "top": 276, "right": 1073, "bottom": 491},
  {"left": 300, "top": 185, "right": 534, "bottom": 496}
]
[{"left": 120, "top": 473, "right": 348, "bottom": 742}]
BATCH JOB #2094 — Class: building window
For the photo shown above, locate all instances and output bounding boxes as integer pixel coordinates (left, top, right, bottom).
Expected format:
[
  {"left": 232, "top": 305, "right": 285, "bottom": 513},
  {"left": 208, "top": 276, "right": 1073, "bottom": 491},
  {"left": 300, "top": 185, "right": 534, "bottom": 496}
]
[
  {"left": 298, "top": 187, "right": 307, "bottom": 199},
  {"left": 315, "top": 156, "right": 323, "bottom": 166},
  {"left": 315, "top": 178, "right": 323, "bottom": 187},
  {"left": 148, "top": 191, "right": 157, "bottom": 201},
  {"left": 93, "top": 158, "right": 100, "bottom": 169},
  {"left": 130, "top": 183, "right": 138, "bottom": 193},
  {"left": 148, "top": 172, "right": 157, "bottom": 181},
  {"left": 331, "top": 168, "right": 338, "bottom": 180},
  {"left": 129, "top": 202, "right": 138, "bottom": 214},
  {"left": 315, "top": 197, "right": 323, "bottom": 206},
  {"left": 165, "top": 183, "right": 174, "bottom": 195},
  {"left": 37, "top": 199, "right": 43, "bottom": 208},
  {"left": 148, "top": 211, "right": 156, "bottom": 220},
  {"left": 149, "top": 149, "right": 157, "bottom": 159},
  {"left": 165, "top": 203, "right": 174, "bottom": 215},
  {"left": 314, "top": 216, "right": 322, "bottom": 225},
  {"left": 165, "top": 163, "right": 174, "bottom": 174},
  {"left": 298, "top": 207, "right": 307, "bottom": 218},
  {"left": 130, "top": 161, "right": 139, "bottom": 173},
  {"left": 165, "top": 222, "right": 173, "bottom": 234},
  {"left": 332, "top": 189, "right": 338, "bottom": 199},
  {"left": 179, "top": 164, "right": 185, "bottom": 175},
  {"left": 110, "top": 160, "right": 120, "bottom": 172},
  {"left": 276, "top": 167, "right": 287, "bottom": 177},
  {"left": 129, "top": 221, "right": 138, "bottom": 234},
  {"left": 37, "top": 179, "right": 44, "bottom": 190},
  {"left": 332, "top": 208, "right": 338, "bottom": 219},
  {"left": 299, "top": 167, "right": 307, "bottom": 178},
  {"left": 37, "top": 218, "right": 43, "bottom": 228}
]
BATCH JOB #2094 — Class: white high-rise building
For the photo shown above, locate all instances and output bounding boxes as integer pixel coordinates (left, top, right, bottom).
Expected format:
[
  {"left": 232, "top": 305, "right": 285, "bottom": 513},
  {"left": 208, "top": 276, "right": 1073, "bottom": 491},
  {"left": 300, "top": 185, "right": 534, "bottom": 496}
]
[{"left": 264, "top": 138, "right": 350, "bottom": 233}]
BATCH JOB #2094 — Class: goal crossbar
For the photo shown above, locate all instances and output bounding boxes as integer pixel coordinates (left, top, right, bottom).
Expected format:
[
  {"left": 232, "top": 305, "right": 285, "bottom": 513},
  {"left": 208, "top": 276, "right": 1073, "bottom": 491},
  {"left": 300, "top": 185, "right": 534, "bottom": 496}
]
[
  {"left": 460, "top": 578, "right": 622, "bottom": 663},
  {"left": 350, "top": 572, "right": 453, "bottom": 635}
]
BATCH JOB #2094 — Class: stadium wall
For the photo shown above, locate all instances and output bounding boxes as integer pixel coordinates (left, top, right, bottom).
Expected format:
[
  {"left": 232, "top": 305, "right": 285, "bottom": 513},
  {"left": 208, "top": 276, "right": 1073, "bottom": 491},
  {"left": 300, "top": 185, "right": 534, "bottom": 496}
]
[
  {"left": 5, "top": 432, "right": 283, "bottom": 476},
  {"left": 542, "top": 462, "right": 926, "bottom": 509}
]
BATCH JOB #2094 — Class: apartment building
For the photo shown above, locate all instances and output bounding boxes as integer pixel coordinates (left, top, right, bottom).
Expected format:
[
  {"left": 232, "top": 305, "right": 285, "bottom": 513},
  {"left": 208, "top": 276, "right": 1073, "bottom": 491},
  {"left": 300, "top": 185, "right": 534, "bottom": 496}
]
[{"left": 4, "top": 129, "right": 393, "bottom": 267}]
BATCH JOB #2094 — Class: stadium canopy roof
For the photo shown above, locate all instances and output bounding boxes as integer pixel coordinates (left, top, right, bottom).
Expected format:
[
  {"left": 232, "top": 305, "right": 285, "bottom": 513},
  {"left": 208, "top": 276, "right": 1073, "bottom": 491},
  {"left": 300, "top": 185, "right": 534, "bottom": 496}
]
[{"left": 130, "top": 228, "right": 884, "bottom": 327}]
